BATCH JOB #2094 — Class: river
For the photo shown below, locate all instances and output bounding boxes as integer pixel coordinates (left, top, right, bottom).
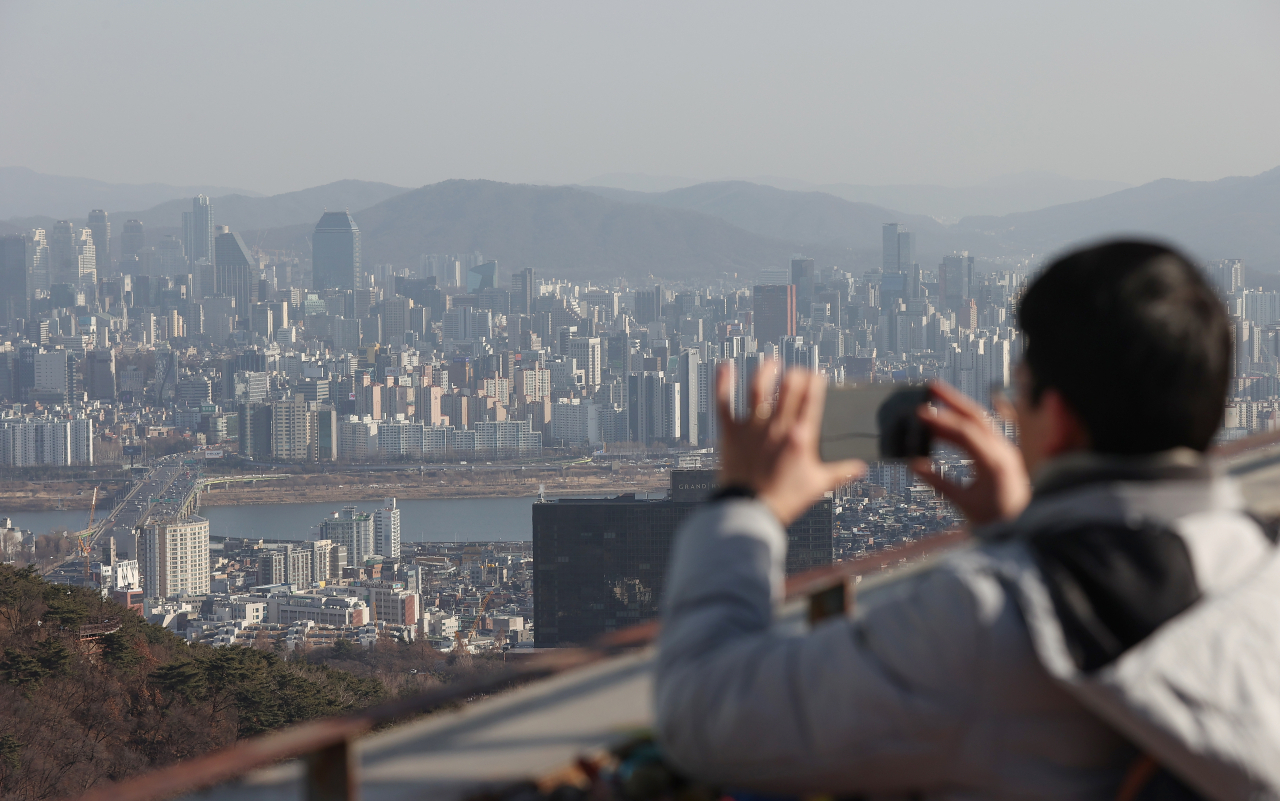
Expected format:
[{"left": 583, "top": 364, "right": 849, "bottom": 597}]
[{"left": 3, "top": 496, "right": 540, "bottom": 543}]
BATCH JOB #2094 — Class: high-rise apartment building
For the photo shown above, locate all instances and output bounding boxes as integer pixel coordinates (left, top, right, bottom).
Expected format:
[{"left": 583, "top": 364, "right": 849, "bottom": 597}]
[
  {"left": 137, "top": 516, "right": 210, "bottom": 599},
  {"left": 752, "top": 284, "right": 796, "bottom": 348},
  {"left": 238, "top": 402, "right": 273, "bottom": 461},
  {"left": 87, "top": 210, "right": 110, "bottom": 273},
  {"left": 567, "top": 336, "right": 602, "bottom": 388},
  {"left": 313, "top": 211, "right": 361, "bottom": 292},
  {"left": 320, "top": 506, "right": 374, "bottom": 568},
  {"left": 533, "top": 470, "right": 832, "bottom": 646},
  {"left": 182, "top": 195, "right": 214, "bottom": 269},
  {"left": 677, "top": 348, "right": 701, "bottom": 447},
  {"left": 373, "top": 498, "right": 400, "bottom": 559},
  {"left": 270, "top": 397, "right": 311, "bottom": 461},
  {"left": 214, "top": 230, "right": 256, "bottom": 320},
  {"left": 383, "top": 295, "right": 413, "bottom": 343},
  {"left": 85, "top": 349, "right": 116, "bottom": 401}
]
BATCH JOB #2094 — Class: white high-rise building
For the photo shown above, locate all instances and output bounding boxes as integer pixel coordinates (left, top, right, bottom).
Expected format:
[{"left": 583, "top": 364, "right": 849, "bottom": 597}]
[
  {"left": 137, "top": 516, "right": 210, "bottom": 599},
  {"left": 271, "top": 397, "right": 311, "bottom": 461},
  {"left": 321, "top": 506, "right": 374, "bottom": 568},
  {"left": 373, "top": 498, "right": 400, "bottom": 559},
  {"left": 567, "top": 336, "right": 602, "bottom": 388}
]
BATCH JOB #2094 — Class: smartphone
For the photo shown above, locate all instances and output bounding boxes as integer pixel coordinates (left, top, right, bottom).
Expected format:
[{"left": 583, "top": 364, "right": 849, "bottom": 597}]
[{"left": 819, "top": 384, "right": 932, "bottom": 462}]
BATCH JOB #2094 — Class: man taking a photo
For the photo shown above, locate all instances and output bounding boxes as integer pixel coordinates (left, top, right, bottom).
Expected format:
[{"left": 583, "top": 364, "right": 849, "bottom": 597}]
[{"left": 655, "top": 241, "right": 1280, "bottom": 799}]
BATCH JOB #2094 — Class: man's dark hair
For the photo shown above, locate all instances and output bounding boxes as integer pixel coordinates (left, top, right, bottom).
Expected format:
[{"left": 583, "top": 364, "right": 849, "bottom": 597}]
[{"left": 1017, "top": 240, "right": 1231, "bottom": 454}]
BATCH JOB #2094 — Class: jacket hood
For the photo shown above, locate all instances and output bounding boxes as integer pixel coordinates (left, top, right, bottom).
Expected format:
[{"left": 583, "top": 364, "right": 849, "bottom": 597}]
[{"left": 981, "top": 456, "right": 1280, "bottom": 801}]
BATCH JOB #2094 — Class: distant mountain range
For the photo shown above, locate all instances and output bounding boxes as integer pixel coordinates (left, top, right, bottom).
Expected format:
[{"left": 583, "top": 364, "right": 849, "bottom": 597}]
[
  {"left": 0, "top": 166, "right": 261, "bottom": 221},
  {"left": 582, "top": 181, "right": 946, "bottom": 253},
  {"left": 583, "top": 171, "right": 1131, "bottom": 220},
  {"left": 6, "top": 166, "right": 1280, "bottom": 280},
  {"left": 246, "top": 180, "right": 853, "bottom": 283},
  {"left": 111, "top": 179, "right": 410, "bottom": 233},
  {"left": 950, "top": 167, "right": 1280, "bottom": 270}
]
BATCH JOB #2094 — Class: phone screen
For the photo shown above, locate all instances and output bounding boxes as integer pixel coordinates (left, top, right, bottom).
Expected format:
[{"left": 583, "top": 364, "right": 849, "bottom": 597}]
[{"left": 819, "top": 384, "right": 931, "bottom": 462}]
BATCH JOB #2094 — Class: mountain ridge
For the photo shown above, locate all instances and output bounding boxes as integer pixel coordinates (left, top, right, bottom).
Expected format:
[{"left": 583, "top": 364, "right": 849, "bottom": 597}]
[{"left": 0, "top": 166, "right": 262, "bottom": 221}]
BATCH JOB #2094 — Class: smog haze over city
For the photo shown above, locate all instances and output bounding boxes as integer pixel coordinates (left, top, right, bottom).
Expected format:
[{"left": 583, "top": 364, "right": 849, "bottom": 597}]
[{"left": 2, "top": 3, "right": 1280, "bottom": 800}]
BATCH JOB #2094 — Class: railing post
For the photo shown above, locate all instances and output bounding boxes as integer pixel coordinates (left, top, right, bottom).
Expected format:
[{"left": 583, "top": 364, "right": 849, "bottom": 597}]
[
  {"left": 305, "top": 737, "right": 357, "bottom": 801},
  {"left": 807, "top": 579, "right": 850, "bottom": 625}
]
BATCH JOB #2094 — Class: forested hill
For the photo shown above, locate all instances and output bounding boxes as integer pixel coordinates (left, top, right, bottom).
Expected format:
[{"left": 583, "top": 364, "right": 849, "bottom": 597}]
[{"left": 0, "top": 566, "right": 493, "bottom": 799}]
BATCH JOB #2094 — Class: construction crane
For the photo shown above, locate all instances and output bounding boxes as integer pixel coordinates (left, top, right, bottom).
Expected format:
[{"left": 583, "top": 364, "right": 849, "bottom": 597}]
[
  {"left": 452, "top": 590, "right": 495, "bottom": 654},
  {"left": 78, "top": 486, "right": 100, "bottom": 586}
]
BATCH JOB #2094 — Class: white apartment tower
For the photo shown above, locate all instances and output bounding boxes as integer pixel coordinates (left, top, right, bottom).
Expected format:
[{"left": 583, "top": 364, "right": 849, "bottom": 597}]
[
  {"left": 137, "top": 516, "right": 210, "bottom": 599},
  {"left": 373, "top": 498, "right": 400, "bottom": 559}
]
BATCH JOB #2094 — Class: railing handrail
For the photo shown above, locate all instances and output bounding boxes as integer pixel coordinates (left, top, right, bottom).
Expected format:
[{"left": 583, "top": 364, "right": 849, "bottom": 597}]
[{"left": 64, "top": 529, "right": 967, "bottom": 801}]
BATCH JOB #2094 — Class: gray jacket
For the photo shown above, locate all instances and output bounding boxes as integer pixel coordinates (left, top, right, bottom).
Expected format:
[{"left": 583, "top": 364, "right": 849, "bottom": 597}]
[{"left": 654, "top": 452, "right": 1280, "bottom": 799}]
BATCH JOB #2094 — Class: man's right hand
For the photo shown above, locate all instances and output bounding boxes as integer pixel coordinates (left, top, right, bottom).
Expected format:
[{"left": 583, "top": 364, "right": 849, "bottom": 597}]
[{"left": 910, "top": 381, "right": 1031, "bottom": 527}]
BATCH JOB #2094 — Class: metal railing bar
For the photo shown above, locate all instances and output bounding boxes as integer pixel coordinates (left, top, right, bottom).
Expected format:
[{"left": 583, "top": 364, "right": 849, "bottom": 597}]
[{"left": 64, "top": 527, "right": 971, "bottom": 801}]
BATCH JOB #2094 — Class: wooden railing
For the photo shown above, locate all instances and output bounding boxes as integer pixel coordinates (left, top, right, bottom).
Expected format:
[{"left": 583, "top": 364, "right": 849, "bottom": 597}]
[{"left": 66, "top": 529, "right": 968, "bottom": 801}]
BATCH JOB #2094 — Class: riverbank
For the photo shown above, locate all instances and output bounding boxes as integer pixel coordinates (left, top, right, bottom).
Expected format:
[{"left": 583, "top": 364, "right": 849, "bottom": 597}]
[
  {"left": 198, "top": 470, "right": 669, "bottom": 506},
  {"left": 0, "top": 464, "right": 673, "bottom": 512}
]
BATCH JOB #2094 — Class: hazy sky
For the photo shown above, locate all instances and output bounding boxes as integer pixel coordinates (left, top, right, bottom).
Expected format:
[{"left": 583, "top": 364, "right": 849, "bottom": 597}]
[{"left": 2, "top": 0, "right": 1279, "bottom": 196}]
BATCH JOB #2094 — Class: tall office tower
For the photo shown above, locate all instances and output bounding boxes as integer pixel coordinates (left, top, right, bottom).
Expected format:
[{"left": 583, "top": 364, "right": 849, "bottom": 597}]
[
  {"left": 87, "top": 210, "right": 109, "bottom": 273},
  {"left": 752, "top": 284, "right": 796, "bottom": 348},
  {"left": 25, "top": 228, "right": 48, "bottom": 295},
  {"left": 466, "top": 260, "right": 497, "bottom": 292},
  {"left": 48, "top": 221, "right": 95, "bottom": 288},
  {"left": 882, "top": 223, "right": 914, "bottom": 273},
  {"left": 511, "top": 267, "right": 535, "bottom": 315},
  {"left": 0, "top": 235, "right": 30, "bottom": 327},
  {"left": 940, "top": 253, "right": 975, "bottom": 311},
  {"left": 154, "top": 236, "right": 185, "bottom": 275},
  {"left": 121, "top": 219, "right": 145, "bottom": 259},
  {"left": 790, "top": 258, "right": 816, "bottom": 306},
  {"left": 313, "top": 211, "right": 361, "bottom": 292},
  {"left": 678, "top": 348, "right": 701, "bottom": 447},
  {"left": 183, "top": 195, "right": 214, "bottom": 269},
  {"left": 881, "top": 223, "right": 915, "bottom": 307},
  {"left": 373, "top": 498, "right": 400, "bottom": 558},
  {"left": 532, "top": 470, "right": 832, "bottom": 646},
  {"left": 214, "top": 230, "right": 256, "bottom": 321},
  {"left": 137, "top": 515, "right": 210, "bottom": 599},
  {"left": 320, "top": 505, "right": 374, "bottom": 567},
  {"left": 634, "top": 284, "right": 663, "bottom": 324},
  {"left": 627, "top": 371, "right": 665, "bottom": 446},
  {"left": 85, "top": 349, "right": 116, "bottom": 401}
]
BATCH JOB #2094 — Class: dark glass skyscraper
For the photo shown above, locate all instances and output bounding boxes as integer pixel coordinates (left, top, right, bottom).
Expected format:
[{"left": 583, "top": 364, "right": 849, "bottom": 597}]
[
  {"left": 0, "top": 235, "right": 29, "bottom": 327},
  {"left": 533, "top": 469, "right": 832, "bottom": 647},
  {"left": 313, "top": 211, "right": 361, "bottom": 292},
  {"left": 121, "top": 219, "right": 145, "bottom": 259},
  {"left": 752, "top": 283, "right": 796, "bottom": 349},
  {"left": 214, "top": 230, "right": 255, "bottom": 325}
]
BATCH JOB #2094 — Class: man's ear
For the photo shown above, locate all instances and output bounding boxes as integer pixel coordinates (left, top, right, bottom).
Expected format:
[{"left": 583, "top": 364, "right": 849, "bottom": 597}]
[{"left": 1039, "top": 388, "right": 1091, "bottom": 456}]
